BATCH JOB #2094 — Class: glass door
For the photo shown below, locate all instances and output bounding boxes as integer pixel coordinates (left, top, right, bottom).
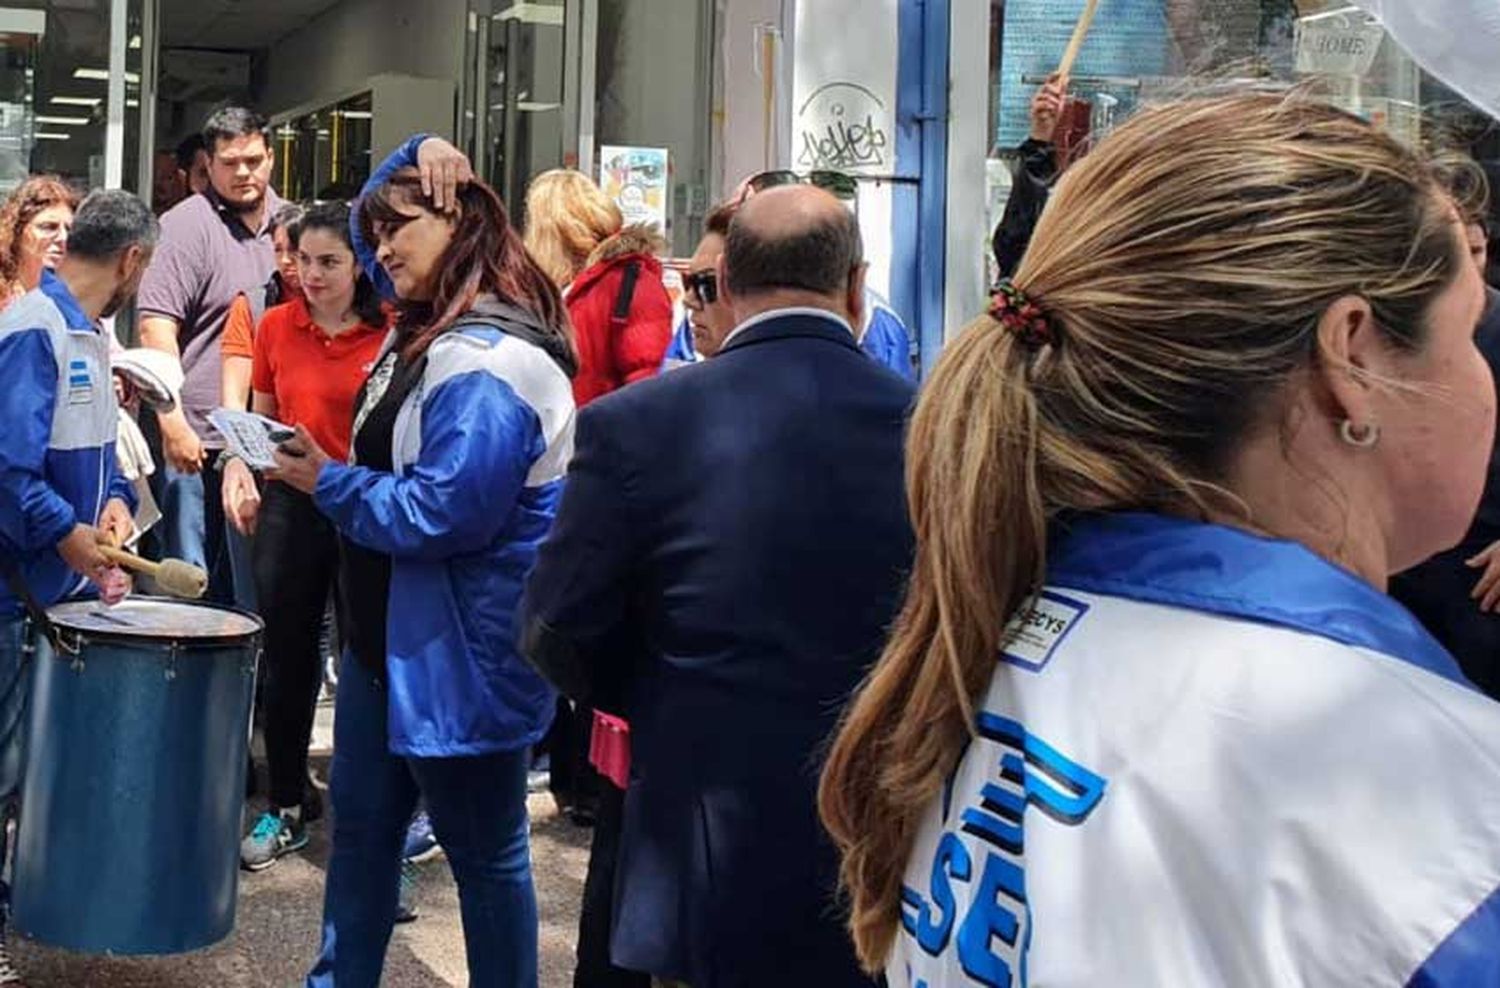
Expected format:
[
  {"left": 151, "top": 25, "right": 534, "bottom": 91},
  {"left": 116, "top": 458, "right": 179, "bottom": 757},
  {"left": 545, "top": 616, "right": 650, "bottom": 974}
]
[
  {"left": 591, "top": 0, "right": 714, "bottom": 255},
  {"left": 465, "top": 0, "right": 569, "bottom": 219},
  {"left": 273, "top": 90, "right": 373, "bottom": 202},
  {"left": 463, "top": 0, "right": 715, "bottom": 254},
  {"left": 0, "top": 0, "right": 148, "bottom": 194}
]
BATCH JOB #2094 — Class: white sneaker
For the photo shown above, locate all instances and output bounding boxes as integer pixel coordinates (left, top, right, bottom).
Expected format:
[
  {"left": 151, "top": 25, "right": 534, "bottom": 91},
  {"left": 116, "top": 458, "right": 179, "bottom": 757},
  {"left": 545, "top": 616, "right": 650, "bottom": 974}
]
[{"left": 0, "top": 930, "right": 27, "bottom": 986}]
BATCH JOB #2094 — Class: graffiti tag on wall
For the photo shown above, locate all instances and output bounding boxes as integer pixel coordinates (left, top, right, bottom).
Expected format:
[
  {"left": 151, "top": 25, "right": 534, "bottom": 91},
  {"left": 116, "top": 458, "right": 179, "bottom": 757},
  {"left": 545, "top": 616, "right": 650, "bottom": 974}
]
[{"left": 796, "top": 82, "right": 890, "bottom": 172}]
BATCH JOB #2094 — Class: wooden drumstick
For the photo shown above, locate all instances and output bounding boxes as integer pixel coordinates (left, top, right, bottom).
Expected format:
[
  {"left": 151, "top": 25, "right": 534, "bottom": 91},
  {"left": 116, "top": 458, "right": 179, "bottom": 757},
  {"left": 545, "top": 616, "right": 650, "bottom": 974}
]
[
  {"left": 1058, "top": 0, "right": 1100, "bottom": 82},
  {"left": 98, "top": 545, "right": 208, "bottom": 600}
]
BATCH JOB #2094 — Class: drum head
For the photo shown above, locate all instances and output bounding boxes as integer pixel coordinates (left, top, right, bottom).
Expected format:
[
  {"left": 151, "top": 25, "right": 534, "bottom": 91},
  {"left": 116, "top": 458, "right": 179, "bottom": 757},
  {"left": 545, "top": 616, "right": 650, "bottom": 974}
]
[{"left": 46, "top": 598, "right": 262, "bottom": 643}]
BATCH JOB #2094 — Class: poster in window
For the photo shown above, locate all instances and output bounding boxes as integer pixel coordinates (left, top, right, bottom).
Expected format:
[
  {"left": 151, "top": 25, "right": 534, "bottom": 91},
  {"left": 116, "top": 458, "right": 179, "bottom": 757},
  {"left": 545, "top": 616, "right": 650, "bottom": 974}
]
[{"left": 599, "top": 146, "right": 670, "bottom": 234}]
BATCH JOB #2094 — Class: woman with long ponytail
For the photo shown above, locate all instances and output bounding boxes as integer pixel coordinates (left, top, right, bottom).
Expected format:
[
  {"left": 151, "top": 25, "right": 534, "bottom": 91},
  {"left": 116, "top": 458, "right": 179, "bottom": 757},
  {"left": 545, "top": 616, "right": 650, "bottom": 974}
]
[{"left": 822, "top": 93, "right": 1500, "bottom": 986}]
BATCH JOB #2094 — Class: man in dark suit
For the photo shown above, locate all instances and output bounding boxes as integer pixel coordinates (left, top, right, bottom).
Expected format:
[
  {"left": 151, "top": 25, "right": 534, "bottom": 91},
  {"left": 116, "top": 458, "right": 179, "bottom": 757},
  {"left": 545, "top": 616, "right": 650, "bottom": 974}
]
[{"left": 520, "top": 185, "right": 915, "bottom": 988}]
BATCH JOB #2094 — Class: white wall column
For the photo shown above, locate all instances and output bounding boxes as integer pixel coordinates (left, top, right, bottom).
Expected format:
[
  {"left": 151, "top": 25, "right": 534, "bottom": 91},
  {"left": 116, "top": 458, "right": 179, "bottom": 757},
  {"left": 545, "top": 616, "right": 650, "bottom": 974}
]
[
  {"left": 105, "top": 0, "right": 128, "bottom": 188},
  {"left": 946, "top": 0, "right": 990, "bottom": 331}
]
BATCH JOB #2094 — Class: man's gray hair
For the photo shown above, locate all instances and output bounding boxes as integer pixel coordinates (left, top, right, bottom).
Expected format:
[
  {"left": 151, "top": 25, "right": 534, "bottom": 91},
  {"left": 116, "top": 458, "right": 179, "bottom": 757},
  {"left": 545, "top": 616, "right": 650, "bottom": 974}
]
[
  {"left": 67, "top": 190, "right": 159, "bottom": 262},
  {"left": 724, "top": 205, "right": 863, "bottom": 298}
]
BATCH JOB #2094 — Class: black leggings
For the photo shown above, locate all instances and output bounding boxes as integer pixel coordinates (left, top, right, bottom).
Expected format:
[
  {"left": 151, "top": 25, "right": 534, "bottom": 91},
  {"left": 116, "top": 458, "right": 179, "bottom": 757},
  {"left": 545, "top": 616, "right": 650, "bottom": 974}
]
[{"left": 254, "top": 481, "right": 339, "bottom": 811}]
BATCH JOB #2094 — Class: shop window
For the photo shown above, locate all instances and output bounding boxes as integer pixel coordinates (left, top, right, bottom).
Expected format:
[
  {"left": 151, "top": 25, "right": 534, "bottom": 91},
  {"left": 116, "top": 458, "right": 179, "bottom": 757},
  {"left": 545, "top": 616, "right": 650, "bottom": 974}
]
[
  {"left": 467, "top": 0, "right": 568, "bottom": 220},
  {"left": 0, "top": 1, "right": 147, "bottom": 194},
  {"left": 462, "top": 0, "right": 714, "bottom": 256},
  {"left": 986, "top": 0, "right": 1495, "bottom": 284},
  {"left": 592, "top": 0, "right": 714, "bottom": 256},
  {"left": 272, "top": 91, "right": 373, "bottom": 203}
]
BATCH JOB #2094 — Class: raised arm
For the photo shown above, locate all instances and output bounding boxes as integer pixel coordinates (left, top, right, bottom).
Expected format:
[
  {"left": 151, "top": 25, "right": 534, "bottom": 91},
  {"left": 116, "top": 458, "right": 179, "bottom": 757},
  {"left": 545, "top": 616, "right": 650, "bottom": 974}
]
[{"left": 352, "top": 135, "right": 474, "bottom": 299}]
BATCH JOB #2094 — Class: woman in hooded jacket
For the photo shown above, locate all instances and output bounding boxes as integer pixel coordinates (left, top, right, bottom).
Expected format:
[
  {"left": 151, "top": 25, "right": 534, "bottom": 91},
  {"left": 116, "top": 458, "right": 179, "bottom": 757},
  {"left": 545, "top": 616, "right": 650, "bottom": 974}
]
[
  {"left": 270, "top": 134, "right": 575, "bottom": 988},
  {"left": 524, "top": 168, "right": 673, "bottom": 408}
]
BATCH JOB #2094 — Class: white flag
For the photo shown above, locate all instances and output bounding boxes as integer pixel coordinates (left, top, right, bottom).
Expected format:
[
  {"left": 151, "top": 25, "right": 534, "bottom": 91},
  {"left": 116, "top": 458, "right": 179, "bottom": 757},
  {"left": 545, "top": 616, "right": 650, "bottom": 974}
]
[{"left": 1349, "top": 0, "right": 1500, "bottom": 120}]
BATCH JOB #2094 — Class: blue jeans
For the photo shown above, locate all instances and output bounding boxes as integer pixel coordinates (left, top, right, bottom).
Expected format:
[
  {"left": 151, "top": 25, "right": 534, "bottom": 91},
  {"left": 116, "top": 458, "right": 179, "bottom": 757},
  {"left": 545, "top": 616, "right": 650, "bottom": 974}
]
[
  {"left": 0, "top": 617, "right": 32, "bottom": 804},
  {"left": 224, "top": 522, "right": 257, "bottom": 613},
  {"left": 161, "top": 464, "right": 249, "bottom": 608},
  {"left": 0, "top": 616, "right": 33, "bottom": 917},
  {"left": 306, "top": 654, "right": 538, "bottom": 987},
  {"left": 159, "top": 465, "right": 206, "bottom": 571}
]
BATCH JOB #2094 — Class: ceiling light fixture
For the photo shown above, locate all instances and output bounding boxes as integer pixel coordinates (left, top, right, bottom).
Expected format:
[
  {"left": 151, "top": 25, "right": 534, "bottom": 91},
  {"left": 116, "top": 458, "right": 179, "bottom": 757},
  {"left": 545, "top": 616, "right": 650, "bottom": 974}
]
[{"left": 73, "top": 68, "right": 141, "bottom": 83}]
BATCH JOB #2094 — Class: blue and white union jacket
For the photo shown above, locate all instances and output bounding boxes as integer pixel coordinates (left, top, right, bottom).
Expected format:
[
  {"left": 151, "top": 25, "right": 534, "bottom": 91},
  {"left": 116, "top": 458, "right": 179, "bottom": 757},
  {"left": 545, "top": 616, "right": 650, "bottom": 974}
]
[
  {"left": 0, "top": 271, "right": 134, "bottom": 616},
  {"left": 893, "top": 512, "right": 1500, "bottom": 988}
]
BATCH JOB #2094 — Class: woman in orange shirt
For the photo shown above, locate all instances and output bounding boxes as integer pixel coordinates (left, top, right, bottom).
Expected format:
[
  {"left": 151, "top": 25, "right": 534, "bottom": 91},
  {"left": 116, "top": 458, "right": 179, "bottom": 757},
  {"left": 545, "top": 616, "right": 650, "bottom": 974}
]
[
  {"left": 221, "top": 201, "right": 389, "bottom": 870},
  {"left": 220, "top": 203, "right": 306, "bottom": 415}
]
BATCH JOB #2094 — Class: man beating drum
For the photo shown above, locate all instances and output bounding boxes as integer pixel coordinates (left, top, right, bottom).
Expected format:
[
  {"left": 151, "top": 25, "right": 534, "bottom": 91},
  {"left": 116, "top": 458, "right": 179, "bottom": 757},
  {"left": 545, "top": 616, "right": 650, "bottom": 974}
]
[{"left": 0, "top": 188, "right": 159, "bottom": 983}]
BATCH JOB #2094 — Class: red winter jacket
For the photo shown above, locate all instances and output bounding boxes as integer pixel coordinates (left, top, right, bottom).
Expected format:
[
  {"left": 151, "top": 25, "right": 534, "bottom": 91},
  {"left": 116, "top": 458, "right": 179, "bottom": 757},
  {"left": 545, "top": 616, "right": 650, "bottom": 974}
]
[{"left": 564, "top": 223, "right": 673, "bottom": 408}]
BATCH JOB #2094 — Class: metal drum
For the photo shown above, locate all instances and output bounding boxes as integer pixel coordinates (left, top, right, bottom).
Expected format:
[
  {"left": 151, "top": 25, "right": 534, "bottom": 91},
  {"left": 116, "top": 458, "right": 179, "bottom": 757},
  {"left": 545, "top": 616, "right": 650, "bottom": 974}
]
[{"left": 12, "top": 598, "right": 260, "bottom": 955}]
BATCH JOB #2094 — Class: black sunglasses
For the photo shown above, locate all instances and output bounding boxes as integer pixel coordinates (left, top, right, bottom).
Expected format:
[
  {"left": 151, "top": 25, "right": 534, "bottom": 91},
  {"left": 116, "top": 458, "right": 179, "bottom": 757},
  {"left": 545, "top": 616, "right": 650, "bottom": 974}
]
[
  {"left": 683, "top": 270, "right": 718, "bottom": 305},
  {"left": 742, "top": 169, "right": 858, "bottom": 202}
]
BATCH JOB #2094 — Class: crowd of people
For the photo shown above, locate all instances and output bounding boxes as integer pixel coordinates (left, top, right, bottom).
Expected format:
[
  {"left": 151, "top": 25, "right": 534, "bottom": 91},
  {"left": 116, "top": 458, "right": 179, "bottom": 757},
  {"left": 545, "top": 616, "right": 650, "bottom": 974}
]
[{"left": 4, "top": 76, "right": 1500, "bottom": 988}]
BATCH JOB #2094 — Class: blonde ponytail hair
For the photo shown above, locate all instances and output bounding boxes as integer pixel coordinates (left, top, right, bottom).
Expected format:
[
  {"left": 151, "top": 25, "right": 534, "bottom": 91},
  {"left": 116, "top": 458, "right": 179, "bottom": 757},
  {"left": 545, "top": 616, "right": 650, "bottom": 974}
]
[{"left": 818, "top": 92, "right": 1462, "bottom": 972}]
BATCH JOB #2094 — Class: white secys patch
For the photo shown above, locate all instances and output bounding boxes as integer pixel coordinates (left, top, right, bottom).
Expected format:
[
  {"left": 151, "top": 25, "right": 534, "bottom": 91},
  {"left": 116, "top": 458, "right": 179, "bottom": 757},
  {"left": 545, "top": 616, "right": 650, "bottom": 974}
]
[{"left": 1000, "top": 592, "right": 1089, "bottom": 672}]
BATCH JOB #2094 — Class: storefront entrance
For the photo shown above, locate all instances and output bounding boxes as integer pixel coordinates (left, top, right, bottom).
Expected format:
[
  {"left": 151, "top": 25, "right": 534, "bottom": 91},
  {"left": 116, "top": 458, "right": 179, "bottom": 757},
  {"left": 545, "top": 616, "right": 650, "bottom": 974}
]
[
  {"left": 0, "top": 0, "right": 148, "bottom": 193},
  {"left": 460, "top": 0, "right": 716, "bottom": 256}
]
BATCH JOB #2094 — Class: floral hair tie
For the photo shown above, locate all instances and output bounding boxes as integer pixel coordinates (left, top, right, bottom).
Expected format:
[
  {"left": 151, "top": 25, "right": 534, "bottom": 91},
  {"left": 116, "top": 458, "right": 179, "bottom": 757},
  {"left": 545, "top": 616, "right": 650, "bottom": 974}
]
[{"left": 989, "top": 281, "right": 1055, "bottom": 350}]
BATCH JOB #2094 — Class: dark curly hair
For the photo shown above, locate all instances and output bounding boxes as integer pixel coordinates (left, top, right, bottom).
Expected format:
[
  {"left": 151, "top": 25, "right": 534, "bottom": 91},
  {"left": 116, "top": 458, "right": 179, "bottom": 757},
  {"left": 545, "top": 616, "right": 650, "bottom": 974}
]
[{"left": 0, "top": 175, "right": 80, "bottom": 299}]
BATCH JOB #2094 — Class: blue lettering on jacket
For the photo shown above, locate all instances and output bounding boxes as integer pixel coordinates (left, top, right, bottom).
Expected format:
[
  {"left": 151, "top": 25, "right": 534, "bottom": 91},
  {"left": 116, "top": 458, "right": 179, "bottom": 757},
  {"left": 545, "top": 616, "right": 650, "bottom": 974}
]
[
  {"left": 900, "top": 711, "right": 1107, "bottom": 987},
  {"left": 901, "top": 832, "right": 972, "bottom": 954}
]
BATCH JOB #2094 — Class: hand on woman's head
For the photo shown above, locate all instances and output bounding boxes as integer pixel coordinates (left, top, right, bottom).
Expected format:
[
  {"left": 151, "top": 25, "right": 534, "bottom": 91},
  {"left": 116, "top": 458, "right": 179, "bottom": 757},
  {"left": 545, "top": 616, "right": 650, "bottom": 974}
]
[{"left": 415, "top": 137, "right": 474, "bottom": 214}]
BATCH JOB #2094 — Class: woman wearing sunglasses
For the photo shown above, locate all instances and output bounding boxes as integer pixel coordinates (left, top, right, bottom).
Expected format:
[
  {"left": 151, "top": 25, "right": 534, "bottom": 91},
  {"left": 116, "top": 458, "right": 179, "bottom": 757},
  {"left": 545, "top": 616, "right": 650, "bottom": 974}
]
[{"left": 668, "top": 200, "right": 738, "bottom": 365}]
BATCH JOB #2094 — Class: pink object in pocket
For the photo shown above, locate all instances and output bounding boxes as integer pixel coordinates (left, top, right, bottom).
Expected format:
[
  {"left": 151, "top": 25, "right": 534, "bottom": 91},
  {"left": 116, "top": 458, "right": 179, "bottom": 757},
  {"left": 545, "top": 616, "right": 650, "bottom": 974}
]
[{"left": 589, "top": 710, "right": 631, "bottom": 790}]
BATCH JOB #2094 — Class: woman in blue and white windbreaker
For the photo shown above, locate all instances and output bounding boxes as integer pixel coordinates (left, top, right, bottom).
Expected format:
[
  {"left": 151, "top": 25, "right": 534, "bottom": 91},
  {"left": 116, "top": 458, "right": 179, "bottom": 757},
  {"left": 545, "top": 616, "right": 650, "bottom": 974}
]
[
  {"left": 270, "top": 137, "right": 575, "bottom": 988},
  {"left": 822, "top": 95, "right": 1500, "bottom": 986}
]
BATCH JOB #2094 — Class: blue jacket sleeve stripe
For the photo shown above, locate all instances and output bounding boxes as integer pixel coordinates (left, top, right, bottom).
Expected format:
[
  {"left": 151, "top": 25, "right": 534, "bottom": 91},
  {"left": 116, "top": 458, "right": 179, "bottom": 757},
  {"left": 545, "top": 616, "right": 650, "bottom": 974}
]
[
  {"left": 1406, "top": 883, "right": 1500, "bottom": 987},
  {"left": 314, "top": 368, "right": 540, "bottom": 561},
  {"left": 352, "top": 133, "right": 432, "bottom": 302},
  {"left": 0, "top": 329, "right": 77, "bottom": 554}
]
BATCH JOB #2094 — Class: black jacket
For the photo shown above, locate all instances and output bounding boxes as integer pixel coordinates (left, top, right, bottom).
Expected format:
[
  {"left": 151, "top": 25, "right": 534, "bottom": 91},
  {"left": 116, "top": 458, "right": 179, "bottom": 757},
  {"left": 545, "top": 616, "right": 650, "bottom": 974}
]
[{"left": 991, "top": 137, "right": 1059, "bottom": 279}]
